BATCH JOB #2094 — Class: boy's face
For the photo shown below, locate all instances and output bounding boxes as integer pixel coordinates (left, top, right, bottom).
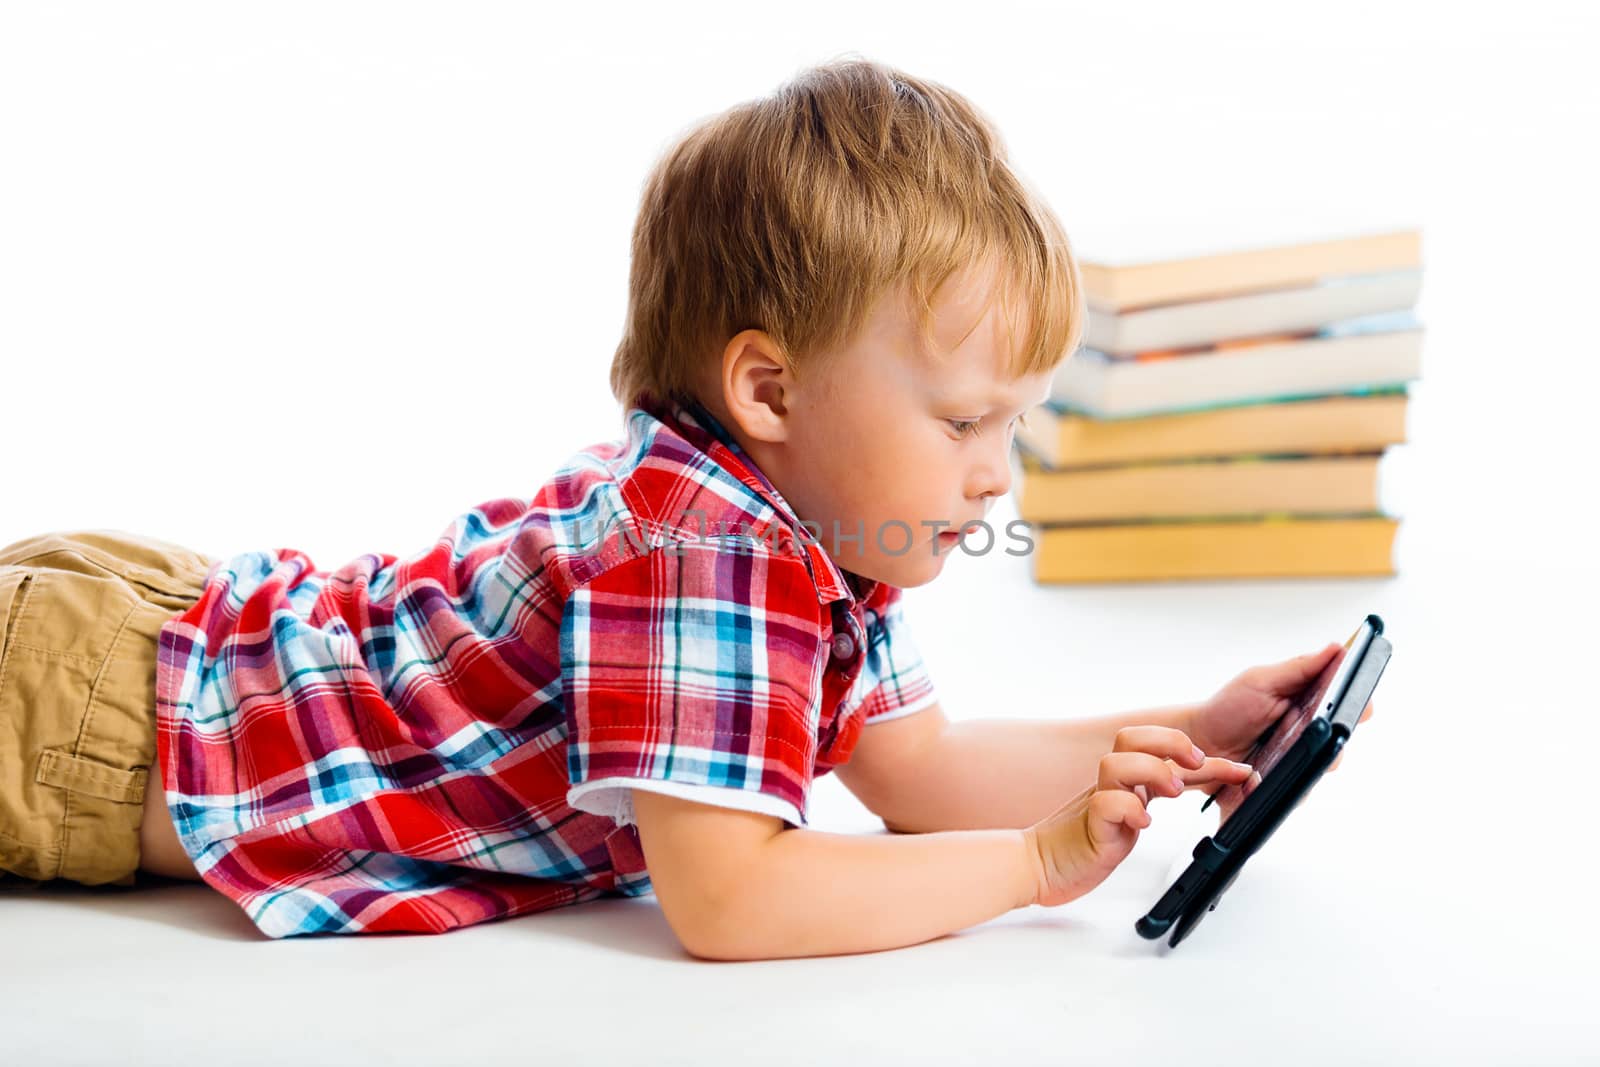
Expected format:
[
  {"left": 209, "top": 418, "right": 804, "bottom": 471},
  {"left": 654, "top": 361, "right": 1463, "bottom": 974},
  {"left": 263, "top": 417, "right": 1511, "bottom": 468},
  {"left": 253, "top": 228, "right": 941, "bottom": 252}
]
[{"left": 723, "top": 262, "right": 1054, "bottom": 590}]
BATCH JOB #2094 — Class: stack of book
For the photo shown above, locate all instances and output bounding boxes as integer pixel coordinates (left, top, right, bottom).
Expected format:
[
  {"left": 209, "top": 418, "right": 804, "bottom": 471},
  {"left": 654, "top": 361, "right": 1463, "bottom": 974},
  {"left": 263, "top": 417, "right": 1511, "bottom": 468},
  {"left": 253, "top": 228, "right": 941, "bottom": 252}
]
[{"left": 1016, "top": 227, "right": 1423, "bottom": 583}]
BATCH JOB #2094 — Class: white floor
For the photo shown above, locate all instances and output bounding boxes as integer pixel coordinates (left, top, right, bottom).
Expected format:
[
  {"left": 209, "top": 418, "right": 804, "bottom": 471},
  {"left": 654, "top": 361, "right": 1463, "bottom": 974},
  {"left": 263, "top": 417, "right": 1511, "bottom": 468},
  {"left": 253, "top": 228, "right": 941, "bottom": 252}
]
[{"left": 5, "top": 484, "right": 1597, "bottom": 1064}]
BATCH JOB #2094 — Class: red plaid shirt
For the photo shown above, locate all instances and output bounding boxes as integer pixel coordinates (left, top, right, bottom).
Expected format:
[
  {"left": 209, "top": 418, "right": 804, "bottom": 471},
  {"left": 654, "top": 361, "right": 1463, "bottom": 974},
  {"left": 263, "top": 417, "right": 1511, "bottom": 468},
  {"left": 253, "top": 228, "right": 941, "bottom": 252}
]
[{"left": 155, "top": 394, "right": 938, "bottom": 938}]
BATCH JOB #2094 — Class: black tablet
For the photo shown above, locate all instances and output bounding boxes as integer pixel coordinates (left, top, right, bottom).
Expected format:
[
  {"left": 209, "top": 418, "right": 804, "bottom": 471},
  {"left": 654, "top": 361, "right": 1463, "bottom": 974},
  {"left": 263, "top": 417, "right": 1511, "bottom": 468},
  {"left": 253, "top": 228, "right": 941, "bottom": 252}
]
[{"left": 1135, "top": 614, "right": 1393, "bottom": 949}]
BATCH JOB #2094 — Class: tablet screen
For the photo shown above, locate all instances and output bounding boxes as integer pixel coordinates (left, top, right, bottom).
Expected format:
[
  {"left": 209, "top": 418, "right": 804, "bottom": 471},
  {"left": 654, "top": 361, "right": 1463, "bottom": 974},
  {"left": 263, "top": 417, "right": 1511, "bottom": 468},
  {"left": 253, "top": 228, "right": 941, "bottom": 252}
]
[{"left": 1211, "top": 625, "right": 1362, "bottom": 822}]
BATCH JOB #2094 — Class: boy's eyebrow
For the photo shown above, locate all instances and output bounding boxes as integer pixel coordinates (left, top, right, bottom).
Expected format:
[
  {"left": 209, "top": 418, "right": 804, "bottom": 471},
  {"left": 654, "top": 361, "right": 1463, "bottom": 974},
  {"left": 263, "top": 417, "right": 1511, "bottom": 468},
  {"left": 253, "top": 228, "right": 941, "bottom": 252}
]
[{"left": 942, "top": 386, "right": 1052, "bottom": 415}]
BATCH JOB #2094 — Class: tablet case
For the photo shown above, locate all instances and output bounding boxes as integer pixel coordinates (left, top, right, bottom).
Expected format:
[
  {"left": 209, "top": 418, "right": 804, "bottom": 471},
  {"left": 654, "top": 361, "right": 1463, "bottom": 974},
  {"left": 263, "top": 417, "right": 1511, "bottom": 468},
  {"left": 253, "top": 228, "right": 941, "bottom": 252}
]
[{"left": 1136, "top": 615, "right": 1393, "bottom": 948}]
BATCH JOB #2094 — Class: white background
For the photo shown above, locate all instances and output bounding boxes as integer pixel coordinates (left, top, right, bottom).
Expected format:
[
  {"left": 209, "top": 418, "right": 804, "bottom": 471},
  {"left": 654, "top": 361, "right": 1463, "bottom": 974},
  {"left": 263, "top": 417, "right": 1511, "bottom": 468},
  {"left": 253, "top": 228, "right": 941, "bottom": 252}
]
[{"left": 2, "top": 2, "right": 1597, "bottom": 1064}]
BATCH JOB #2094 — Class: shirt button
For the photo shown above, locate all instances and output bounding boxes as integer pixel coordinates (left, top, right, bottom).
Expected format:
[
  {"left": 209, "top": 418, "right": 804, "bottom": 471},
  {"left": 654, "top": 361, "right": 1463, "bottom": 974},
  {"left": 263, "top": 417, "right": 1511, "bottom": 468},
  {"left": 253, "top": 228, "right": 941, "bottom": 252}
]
[{"left": 831, "top": 631, "right": 856, "bottom": 660}]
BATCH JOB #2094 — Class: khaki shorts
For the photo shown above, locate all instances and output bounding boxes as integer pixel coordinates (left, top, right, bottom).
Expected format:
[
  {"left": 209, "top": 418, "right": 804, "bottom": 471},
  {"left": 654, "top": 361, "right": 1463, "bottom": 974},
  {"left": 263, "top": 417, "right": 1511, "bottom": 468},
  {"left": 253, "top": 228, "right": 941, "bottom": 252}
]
[{"left": 0, "top": 530, "right": 214, "bottom": 888}]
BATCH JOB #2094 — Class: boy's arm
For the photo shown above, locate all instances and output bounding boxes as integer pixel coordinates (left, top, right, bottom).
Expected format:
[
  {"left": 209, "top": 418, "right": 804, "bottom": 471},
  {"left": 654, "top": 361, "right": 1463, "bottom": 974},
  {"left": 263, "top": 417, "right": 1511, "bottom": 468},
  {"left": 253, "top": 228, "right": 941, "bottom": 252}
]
[
  {"left": 632, "top": 788, "right": 1036, "bottom": 961},
  {"left": 843, "top": 645, "right": 1360, "bottom": 834},
  {"left": 838, "top": 701, "right": 1197, "bottom": 834},
  {"left": 830, "top": 701, "right": 955, "bottom": 829}
]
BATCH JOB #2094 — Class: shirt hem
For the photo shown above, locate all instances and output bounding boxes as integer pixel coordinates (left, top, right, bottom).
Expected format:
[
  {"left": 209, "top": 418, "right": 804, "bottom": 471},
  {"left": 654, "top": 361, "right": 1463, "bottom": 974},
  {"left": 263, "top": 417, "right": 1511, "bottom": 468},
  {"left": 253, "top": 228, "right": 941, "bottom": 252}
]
[{"left": 567, "top": 776, "right": 807, "bottom": 830}]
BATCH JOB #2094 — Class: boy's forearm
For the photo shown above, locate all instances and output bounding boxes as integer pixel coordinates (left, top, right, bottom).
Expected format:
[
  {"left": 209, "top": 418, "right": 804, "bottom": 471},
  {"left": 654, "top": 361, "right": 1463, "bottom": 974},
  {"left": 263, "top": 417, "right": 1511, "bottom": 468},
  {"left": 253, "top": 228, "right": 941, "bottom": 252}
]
[
  {"left": 695, "top": 825, "right": 1037, "bottom": 961},
  {"left": 882, "top": 703, "right": 1199, "bottom": 834}
]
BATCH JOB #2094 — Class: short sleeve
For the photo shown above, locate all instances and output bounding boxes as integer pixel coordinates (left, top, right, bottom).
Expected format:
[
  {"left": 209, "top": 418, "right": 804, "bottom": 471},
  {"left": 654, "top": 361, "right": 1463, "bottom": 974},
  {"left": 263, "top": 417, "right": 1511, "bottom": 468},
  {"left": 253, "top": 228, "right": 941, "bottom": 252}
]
[
  {"left": 559, "top": 541, "right": 827, "bottom": 832},
  {"left": 856, "top": 586, "right": 939, "bottom": 725}
]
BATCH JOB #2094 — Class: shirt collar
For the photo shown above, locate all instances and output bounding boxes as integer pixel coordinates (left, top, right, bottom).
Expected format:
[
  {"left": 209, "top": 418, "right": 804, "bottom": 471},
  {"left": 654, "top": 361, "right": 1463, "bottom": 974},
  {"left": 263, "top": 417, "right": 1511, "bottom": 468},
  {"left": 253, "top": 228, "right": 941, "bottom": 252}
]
[{"left": 639, "top": 392, "right": 880, "bottom": 609}]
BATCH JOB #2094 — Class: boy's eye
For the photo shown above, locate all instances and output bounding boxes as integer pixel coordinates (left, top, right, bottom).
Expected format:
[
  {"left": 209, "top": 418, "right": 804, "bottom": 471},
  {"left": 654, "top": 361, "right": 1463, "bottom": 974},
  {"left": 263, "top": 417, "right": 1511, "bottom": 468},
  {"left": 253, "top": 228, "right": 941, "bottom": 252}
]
[{"left": 947, "top": 413, "right": 1028, "bottom": 439}]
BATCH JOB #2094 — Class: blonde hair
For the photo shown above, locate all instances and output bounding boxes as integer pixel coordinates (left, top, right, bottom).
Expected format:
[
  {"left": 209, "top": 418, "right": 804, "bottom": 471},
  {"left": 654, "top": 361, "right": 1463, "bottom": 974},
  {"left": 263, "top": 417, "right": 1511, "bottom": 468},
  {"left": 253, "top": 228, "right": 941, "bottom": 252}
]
[{"left": 608, "top": 54, "right": 1085, "bottom": 412}]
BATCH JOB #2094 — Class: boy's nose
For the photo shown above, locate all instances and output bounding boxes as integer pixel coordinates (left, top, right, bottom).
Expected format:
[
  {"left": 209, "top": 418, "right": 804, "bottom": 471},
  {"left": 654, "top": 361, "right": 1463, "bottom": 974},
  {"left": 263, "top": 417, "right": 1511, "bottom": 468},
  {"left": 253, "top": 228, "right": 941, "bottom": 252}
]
[{"left": 968, "top": 448, "right": 1013, "bottom": 503}]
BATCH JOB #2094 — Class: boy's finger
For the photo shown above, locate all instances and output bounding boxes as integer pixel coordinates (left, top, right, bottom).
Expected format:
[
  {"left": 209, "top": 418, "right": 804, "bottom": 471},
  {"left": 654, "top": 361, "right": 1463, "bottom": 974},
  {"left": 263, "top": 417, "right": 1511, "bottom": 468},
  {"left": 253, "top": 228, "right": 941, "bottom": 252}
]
[
  {"left": 1087, "top": 789, "right": 1149, "bottom": 845},
  {"left": 1111, "top": 724, "right": 1207, "bottom": 768},
  {"left": 1358, "top": 701, "right": 1375, "bottom": 723},
  {"left": 1176, "top": 756, "right": 1254, "bottom": 788},
  {"left": 1099, "top": 751, "right": 1189, "bottom": 797},
  {"left": 1247, "top": 642, "right": 1340, "bottom": 695}
]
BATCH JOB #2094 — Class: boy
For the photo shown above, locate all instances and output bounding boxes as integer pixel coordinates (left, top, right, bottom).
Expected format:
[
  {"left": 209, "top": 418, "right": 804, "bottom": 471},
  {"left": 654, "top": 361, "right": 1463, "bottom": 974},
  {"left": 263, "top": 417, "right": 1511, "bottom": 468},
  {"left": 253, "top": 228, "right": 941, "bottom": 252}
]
[{"left": 0, "top": 57, "right": 1365, "bottom": 957}]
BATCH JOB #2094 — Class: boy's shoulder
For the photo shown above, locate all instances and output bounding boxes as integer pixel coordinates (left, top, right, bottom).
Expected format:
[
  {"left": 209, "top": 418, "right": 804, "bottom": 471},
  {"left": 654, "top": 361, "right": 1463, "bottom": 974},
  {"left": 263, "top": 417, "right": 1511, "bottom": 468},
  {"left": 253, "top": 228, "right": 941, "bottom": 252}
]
[{"left": 533, "top": 396, "right": 860, "bottom": 609}]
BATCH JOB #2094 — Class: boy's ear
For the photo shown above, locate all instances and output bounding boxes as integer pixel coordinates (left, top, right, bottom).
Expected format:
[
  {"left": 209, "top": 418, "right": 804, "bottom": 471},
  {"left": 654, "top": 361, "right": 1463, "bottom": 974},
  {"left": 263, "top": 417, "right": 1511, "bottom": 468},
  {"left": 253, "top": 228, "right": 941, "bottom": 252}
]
[{"left": 721, "top": 329, "right": 792, "bottom": 444}]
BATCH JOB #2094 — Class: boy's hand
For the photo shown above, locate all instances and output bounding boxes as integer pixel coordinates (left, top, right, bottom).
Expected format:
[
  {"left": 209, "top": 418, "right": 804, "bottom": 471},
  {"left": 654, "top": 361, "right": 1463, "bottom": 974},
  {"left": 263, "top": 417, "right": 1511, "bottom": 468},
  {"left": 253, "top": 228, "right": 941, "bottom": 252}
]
[
  {"left": 1022, "top": 726, "right": 1253, "bottom": 909},
  {"left": 1183, "top": 642, "right": 1377, "bottom": 790}
]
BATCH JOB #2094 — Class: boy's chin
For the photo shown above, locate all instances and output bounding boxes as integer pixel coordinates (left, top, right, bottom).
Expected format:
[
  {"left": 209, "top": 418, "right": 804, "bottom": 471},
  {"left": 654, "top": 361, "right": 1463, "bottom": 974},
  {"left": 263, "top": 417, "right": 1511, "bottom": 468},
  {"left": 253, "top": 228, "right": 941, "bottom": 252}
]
[{"left": 837, "top": 546, "right": 953, "bottom": 590}]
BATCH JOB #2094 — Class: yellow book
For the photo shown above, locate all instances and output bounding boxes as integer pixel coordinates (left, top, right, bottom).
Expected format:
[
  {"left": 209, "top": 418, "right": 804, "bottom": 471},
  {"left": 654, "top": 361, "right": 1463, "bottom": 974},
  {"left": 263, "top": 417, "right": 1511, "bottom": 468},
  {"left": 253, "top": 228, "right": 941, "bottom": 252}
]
[
  {"left": 1029, "top": 514, "right": 1399, "bottom": 584},
  {"left": 1014, "top": 451, "right": 1382, "bottom": 524},
  {"left": 1016, "top": 391, "right": 1408, "bottom": 467}
]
